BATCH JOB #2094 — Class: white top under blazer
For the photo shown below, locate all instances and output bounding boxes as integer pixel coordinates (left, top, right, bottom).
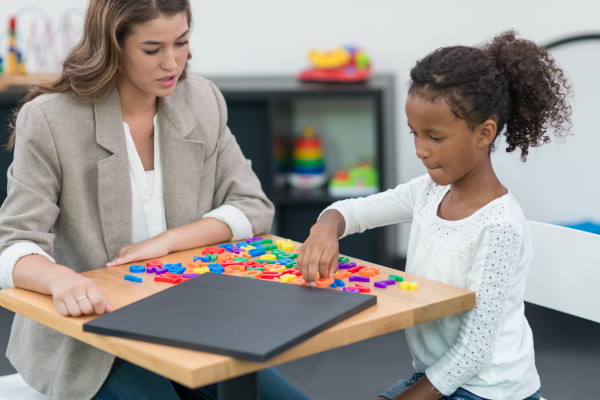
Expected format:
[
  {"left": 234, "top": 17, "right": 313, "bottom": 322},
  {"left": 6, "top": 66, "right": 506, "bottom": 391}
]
[
  {"left": 324, "top": 174, "right": 540, "bottom": 400},
  {"left": 0, "top": 116, "right": 252, "bottom": 289}
]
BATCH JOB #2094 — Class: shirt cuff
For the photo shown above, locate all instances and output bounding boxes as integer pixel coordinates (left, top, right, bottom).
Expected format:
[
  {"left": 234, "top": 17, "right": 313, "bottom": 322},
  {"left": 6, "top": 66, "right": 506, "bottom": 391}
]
[
  {"left": 0, "top": 242, "right": 55, "bottom": 290},
  {"left": 202, "top": 204, "right": 253, "bottom": 241},
  {"left": 425, "top": 365, "right": 455, "bottom": 396}
]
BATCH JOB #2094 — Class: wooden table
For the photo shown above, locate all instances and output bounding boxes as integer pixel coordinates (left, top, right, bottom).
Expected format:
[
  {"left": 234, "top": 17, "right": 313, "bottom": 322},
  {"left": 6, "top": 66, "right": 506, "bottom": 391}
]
[{"left": 0, "top": 235, "right": 475, "bottom": 399}]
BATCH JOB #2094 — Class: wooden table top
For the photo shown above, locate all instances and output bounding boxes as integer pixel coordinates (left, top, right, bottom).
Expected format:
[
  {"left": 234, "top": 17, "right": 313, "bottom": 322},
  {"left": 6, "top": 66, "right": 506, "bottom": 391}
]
[{"left": 0, "top": 235, "right": 475, "bottom": 389}]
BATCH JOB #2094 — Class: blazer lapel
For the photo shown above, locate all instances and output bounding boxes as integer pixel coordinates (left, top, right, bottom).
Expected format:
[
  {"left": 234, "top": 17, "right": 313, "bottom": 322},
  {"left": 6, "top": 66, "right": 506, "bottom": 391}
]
[
  {"left": 94, "top": 86, "right": 132, "bottom": 260},
  {"left": 158, "top": 89, "right": 205, "bottom": 229}
]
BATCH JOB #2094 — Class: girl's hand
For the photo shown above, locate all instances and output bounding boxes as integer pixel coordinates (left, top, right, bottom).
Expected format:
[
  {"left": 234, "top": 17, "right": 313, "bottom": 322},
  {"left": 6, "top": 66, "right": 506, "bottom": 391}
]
[
  {"left": 297, "top": 222, "right": 340, "bottom": 287},
  {"left": 48, "top": 272, "right": 111, "bottom": 317},
  {"left": 107, "top": 232, "right": 172, "bottom": 267}
]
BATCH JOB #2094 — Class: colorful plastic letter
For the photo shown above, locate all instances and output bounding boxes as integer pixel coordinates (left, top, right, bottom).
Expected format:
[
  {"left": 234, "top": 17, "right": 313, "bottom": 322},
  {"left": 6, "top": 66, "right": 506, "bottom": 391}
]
[
  {"left": 193, "top": 266, "right": 210, "bottom": 274},
  {"left": 281, "top": 242, "right": 295, "bottom": 251},
  {"left": 244, "top": 270, "right": 263, "bottom": 279},
  {"left": 358, "top": 267, "right": 379, "bottom": 277},
  {"left": 124, "top": 275, "right": 142, "bottom": 283},
  {"left": 353, "top": 284, "right": 371, "bottom": 293},
  {"left": 335, "top": 271, "right": 352, "bottom": 280},
  {"left": 146, "top": 259, "right": 163, "bottom": 268},
  {"left": 349, "top": 275, "right": 369, "bottom": 283},
  {"left": 292, "top": 277, "right": 306, "bottom": 286},
  {"left": 129, "top": 265, "right": 145, "bottom": 273},
  {"left": 348, "top": 265, "right": 365, "bottom": 274},
  {"left": 202, "top": 247, "right": 225, "bottom": 255},
  {"left": 248, "top": 248, "right": 267, "bottom": 257}
]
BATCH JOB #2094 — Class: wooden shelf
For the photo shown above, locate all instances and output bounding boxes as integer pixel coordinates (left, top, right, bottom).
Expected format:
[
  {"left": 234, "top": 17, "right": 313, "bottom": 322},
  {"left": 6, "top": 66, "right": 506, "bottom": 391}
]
[{"left": 0, "top": 73, "right": 58, "bottom": 91}]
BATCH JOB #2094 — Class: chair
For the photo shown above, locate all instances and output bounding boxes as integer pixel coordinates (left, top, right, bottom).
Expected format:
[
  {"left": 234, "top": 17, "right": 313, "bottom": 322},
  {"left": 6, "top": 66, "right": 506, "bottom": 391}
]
[
  {"left": 524, "top": 221, "right": 600, "bottom": 400},
  {"left": 0, "top": 373, "right": 51, "bottom": 400},
  {"left": 525, "top": 221, "right": 600, "bottom": 323}
]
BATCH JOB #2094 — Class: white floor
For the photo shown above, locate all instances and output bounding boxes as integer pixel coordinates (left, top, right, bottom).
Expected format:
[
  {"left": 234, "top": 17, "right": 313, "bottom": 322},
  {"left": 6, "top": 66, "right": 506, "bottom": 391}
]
[{"left": 0, "top": 374, "right": 50, "bottom": 400}]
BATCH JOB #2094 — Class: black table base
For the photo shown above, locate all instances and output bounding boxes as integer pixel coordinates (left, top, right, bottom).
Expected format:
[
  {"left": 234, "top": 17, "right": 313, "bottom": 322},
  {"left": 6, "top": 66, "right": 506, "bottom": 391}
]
[{"left": 217, "top": 372, "right": 259, "bottom": 400}]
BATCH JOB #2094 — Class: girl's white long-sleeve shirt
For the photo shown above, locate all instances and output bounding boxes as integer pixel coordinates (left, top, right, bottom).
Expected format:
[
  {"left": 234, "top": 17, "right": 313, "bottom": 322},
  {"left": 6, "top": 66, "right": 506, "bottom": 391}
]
[{"left": 324, "top": 174, "right": 540, "bottom": 400}]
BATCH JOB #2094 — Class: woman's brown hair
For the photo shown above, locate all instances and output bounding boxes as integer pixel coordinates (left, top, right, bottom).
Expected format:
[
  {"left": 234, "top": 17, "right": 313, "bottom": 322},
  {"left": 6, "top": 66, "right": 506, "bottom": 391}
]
[{"left": 7, "top": 0, "right": 192, "bottom": 150}]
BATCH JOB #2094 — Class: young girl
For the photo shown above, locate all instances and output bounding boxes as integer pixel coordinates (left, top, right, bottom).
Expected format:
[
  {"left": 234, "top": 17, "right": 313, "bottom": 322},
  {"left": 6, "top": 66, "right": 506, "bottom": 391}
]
[
  {"left": 0, "top": 1, "right": 308, "bottom": 399},
  {"left": 298, "top": 31, "right": 572, "bottom": 400}
]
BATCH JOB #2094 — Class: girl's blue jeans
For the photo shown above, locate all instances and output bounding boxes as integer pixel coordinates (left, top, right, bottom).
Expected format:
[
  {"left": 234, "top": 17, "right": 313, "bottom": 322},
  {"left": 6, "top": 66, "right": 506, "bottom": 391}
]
[
  {"left": 380, "top": 372, "right": 541, "bottom": 400},
  {"left": 93, "top": 357, "right": 310, "bottom": 400}
]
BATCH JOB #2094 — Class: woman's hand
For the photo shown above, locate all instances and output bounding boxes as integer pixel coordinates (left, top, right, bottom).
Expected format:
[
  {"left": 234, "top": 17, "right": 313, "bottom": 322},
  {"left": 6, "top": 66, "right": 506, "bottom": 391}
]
[
  {"left": 13, "top": 255, "right": 112, "bottom": 317},
  {"left": 297, "top": 209, "right": 346, "bottom": 286},
  {"left": 48, "top": 272, "right": 112, "bottom": 317},
  {"left": 107, "top": 232, "right": 172, "bottom": 267},
  {"left": 107, "top": 218, "right": 234, "bottom": 267}
]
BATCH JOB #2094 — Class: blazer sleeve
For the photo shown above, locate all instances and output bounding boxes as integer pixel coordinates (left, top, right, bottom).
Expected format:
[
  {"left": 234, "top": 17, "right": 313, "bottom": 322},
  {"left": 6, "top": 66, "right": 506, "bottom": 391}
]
[
  {"left": 207, "top": 81, "right": 275, "bottom": 236},
  {"left": 0, "top": 101, "right": 62, "bottom": 259}
]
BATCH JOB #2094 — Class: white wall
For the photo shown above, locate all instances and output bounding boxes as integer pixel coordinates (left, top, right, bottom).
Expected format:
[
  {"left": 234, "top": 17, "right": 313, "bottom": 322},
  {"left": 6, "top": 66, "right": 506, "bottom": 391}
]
[{"left": 3, "top": 0, "right": 600, "bottom": 256}]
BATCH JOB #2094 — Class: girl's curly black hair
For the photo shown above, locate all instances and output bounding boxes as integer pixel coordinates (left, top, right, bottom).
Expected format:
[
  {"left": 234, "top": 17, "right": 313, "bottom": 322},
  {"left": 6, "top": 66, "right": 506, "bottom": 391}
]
[{"left": 409, "top": 30, "right": 572, "bottom": 161}]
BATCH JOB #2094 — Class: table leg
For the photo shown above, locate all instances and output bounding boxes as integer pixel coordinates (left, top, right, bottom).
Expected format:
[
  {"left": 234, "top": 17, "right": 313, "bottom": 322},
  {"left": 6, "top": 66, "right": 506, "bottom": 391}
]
[{"left": 217, "top": 371, "right": 259, "bottom": 400}]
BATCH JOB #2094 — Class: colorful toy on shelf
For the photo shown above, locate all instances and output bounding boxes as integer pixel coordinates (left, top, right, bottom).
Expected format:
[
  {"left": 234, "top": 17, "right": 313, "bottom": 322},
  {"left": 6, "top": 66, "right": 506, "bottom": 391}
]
[
  {"left": 298, "top": 46, "right": 371, "bottom": 83},
  {"left": 287, "top": 126, "right": 327, "bottom": 189},
  {"left": 328, "top": 161, "right": 379, "bottom": 197},
  {"left": 3, "top": 16, "right": 27, "bottom": 75}
]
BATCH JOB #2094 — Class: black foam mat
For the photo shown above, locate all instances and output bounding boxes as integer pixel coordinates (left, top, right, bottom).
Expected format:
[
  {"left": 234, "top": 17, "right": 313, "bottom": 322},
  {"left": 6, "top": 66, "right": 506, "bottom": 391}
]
[{"left": 83, "top": 273, "right": 376, "bottom": 361}]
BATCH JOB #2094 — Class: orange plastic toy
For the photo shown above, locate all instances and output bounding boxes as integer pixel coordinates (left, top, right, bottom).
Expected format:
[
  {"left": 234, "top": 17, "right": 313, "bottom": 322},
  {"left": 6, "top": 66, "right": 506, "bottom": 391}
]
[
  {"left": 316, "top": 277, "right": 335, "bottom": 287},
  {"left": 224, "top": 265, "right": 246, "bottom": 274},
  {"left": 292, "top": 277, "right": 306, "bottom": 286},
  {"left": 217, "top": 253, "right": 234, "bottom": 262},
  {"left": 188, "top": 260, "right": 208, "bottom": 269},
  {"left": 244, "top": 270, "right": 263, "bottom": 279},
  {"left": 335, "top": 271, "right": 351, "bottom": 280},
  {"left": 358, "top": 267, "right": 379, "bottom": 277}
]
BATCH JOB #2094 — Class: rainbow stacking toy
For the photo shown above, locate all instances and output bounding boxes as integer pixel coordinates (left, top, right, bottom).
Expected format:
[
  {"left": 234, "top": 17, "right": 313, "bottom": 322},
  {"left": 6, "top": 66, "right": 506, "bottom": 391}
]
[{"left": 287, "top": 126, "right": 327, "bottom": 189}]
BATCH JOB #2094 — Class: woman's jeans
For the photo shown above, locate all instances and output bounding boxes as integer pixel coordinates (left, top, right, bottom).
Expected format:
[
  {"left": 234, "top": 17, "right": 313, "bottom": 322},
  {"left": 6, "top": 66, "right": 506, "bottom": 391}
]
[
  {"left": 380, "top": 372, "right": 541, "bottom": 400},
  {"left": 93, "top": 357, "right": 310, "bottom": 400}
]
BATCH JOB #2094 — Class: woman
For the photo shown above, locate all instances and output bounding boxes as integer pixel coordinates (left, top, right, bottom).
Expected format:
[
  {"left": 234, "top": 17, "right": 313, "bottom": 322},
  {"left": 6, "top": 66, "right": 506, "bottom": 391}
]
[{"left": 0, "top": 1, "right": 308, "bottom": 399}]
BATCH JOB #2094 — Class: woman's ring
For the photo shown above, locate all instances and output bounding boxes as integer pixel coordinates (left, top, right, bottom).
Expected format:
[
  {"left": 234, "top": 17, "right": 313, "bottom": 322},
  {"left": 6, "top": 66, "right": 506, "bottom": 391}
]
[{"left": 76, "top": 296, "right": 88, "bottom": 303}]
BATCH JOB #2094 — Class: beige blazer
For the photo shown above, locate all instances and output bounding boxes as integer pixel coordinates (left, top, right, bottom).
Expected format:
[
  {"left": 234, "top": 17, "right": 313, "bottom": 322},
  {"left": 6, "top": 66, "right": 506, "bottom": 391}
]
[{"left": 0, "top": 74, "right": 274, "bottom": 400}]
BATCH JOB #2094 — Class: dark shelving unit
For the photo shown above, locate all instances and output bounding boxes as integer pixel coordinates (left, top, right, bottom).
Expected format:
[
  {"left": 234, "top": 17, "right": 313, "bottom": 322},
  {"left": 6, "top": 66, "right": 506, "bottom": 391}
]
[{"left": 0, "top": 74, "right": 398, "bottom": 267}]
